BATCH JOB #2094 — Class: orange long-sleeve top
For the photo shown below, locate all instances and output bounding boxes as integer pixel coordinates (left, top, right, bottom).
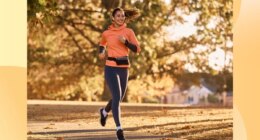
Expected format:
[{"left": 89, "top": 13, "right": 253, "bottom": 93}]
[{"left": 99, "top": 23, "right": 140, "bottom": 68}]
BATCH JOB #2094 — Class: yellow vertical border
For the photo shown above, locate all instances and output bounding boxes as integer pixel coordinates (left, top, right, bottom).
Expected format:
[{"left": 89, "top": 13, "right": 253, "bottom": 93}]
[
  {"left": 0, "top": 0, "right": 27, "bottom": 140},
  {"left": 0, "top": 67, "right": 26, "bottom": 140},
  {"left": 234, "top": 0, "right": 260, "bottom": 139}
]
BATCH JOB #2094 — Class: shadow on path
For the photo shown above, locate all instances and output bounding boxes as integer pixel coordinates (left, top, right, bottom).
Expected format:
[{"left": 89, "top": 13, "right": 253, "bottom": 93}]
[
  {"left": 125, "top": 118, "right": 232, "bottom": 131},
  {"left": 62, "top": 134, "right": 172, "bottom": 140},
  {"left": 28, "top": 118, "right": 232, "bottom": 140},
  {"left": 30, "top": 129, "right": 114, "bottom": 135},
  {"left": 29, "top": 129, "right": 175, "bottom": 140}
]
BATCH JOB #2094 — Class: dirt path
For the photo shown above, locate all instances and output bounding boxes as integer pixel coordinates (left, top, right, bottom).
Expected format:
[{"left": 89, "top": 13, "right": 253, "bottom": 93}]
[{"left": 27, "top": 100, "right": 232, "bottom": 140}]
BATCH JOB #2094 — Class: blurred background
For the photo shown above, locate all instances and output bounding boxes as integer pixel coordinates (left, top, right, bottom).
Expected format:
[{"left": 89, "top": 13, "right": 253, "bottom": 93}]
[{"left": 27, "top": 0, "right": 233, "bottom": 106}]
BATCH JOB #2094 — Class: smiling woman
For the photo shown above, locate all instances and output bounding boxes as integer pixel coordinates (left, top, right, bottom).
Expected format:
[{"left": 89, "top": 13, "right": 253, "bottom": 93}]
[
  {"left": 98, "top": 7, "right": 141, "bottom": 140},
  {"left": 112, "top": 8, "right": 126, "bottom": 27}
]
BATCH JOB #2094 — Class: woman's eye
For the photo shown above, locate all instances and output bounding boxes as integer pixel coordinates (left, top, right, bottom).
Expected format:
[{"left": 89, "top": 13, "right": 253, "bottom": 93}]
[{"left": 116, "top": 14, "right": 125, "bottom": 18}]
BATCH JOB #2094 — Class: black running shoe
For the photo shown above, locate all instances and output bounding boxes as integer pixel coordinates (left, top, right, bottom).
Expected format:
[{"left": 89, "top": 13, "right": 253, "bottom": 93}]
[
  {"left": 116, "top": 129, "right": 125, "bottom": 140},
  {"left": 99, "top": 108, "right": 108, "bottom": 127}
]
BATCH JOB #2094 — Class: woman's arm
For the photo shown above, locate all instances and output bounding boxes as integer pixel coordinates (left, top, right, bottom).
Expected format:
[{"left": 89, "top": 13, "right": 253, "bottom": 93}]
[
  {"left": 124, "top": 39, "right": 138, "bottom": 53},
  {"left": 99, "top": 46, "right": 106, "bottom": 54},
  {"left": 119, "top": 29, "right": 141, "bottom": 53},
  {"left": 99, "top": 46, "right": 106, "bottom": 60},
  {"left": 128, "top": 29, "right": 141, "bottom": 53},
  {"left": 99, "top": 33, "right": 107, "bottom": 60}
]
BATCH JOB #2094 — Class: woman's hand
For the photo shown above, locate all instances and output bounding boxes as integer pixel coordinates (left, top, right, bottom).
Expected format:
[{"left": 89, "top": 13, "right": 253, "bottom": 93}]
[
  {"left": 98, "top": 53, "right": 106, "bottom": 60},
  {"left": 119, "top": 35, "right": 126, "bottom": 44}
]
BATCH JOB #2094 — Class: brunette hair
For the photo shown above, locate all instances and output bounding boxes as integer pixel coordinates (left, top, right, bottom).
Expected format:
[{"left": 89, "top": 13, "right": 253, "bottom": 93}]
[{"left": 112, "top": 7, "right": 140, "bottom": 22}]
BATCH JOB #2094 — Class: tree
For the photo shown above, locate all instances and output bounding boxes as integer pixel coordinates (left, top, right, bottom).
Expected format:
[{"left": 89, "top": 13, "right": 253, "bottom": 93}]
[{"left": 27, "top": 0, "right": 233, "bottom": 102}]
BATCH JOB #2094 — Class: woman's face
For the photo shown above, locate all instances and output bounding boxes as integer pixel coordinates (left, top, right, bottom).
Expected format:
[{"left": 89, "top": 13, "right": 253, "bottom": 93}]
[{"left": 113, "top": 10, "right": 125, "bottom": 26}]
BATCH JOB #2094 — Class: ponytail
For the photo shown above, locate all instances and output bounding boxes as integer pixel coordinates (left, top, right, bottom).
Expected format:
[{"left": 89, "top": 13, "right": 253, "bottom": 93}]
[
  {"left": 112, "top": 8, "right": 140, "bottom": 22},
  {"left": 124, "top": 8, "right": 140, "bottom": 22}
]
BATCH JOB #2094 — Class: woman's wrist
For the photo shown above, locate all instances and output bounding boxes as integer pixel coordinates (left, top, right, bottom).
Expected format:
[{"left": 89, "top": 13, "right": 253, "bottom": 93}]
[
  {"left": 99, "top": 46, "right": 106, "bottom": 54},
  {"left": 124, "top": 39, "right": 129, "bottom": 45},
  {"left": 124, "top": 40, "right": 138, "bottom": 53}
]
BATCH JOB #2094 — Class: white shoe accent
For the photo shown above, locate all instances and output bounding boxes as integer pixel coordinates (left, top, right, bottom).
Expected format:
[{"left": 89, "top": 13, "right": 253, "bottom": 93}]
[
  {"left": 102, "top": 108, "right": 108, "bottom": 117},
  {"left": 116, "top": 126, "right": 122, "bottom": 131}
]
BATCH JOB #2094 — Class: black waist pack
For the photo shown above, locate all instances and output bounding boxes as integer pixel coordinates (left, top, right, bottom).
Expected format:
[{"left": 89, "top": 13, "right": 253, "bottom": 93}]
[{"left": 107, "top": 56, "right": 129, "bottom": 65}]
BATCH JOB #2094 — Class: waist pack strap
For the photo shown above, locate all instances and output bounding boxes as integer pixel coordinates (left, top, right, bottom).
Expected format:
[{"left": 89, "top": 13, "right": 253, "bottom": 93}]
[
  {"left": 107, "top": 56, "right": 129, "bottom": 65},
  {"left": 107, "top": 57, "right": 117, "bottom": 61}
]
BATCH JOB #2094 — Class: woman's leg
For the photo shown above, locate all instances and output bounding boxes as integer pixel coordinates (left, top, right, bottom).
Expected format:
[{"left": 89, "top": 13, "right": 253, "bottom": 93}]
[
  {"left": 104, "top": 99, "right": 112, "bottom": 112},
  {"left": 118, "top": 68, "right": 129, "bottom": 101},
  {"left": 105, "top": 66, "right": 122, "bottom": 127}
]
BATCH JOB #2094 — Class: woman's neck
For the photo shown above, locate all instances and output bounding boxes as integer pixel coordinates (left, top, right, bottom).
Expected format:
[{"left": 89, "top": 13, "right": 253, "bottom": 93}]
[{"left": 114, "top": 23, "right": 120, "bottom": 28}]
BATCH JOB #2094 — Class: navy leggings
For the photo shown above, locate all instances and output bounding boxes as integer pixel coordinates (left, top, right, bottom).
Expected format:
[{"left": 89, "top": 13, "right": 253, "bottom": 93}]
[{"left": 104, "top": 66, "right": 128, "bottom": 127}]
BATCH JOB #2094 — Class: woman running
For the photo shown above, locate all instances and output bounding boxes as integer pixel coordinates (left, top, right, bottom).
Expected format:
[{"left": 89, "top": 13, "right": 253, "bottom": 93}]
[{"left": 98, "top": 7, "right": 141, "bottom": 140}]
